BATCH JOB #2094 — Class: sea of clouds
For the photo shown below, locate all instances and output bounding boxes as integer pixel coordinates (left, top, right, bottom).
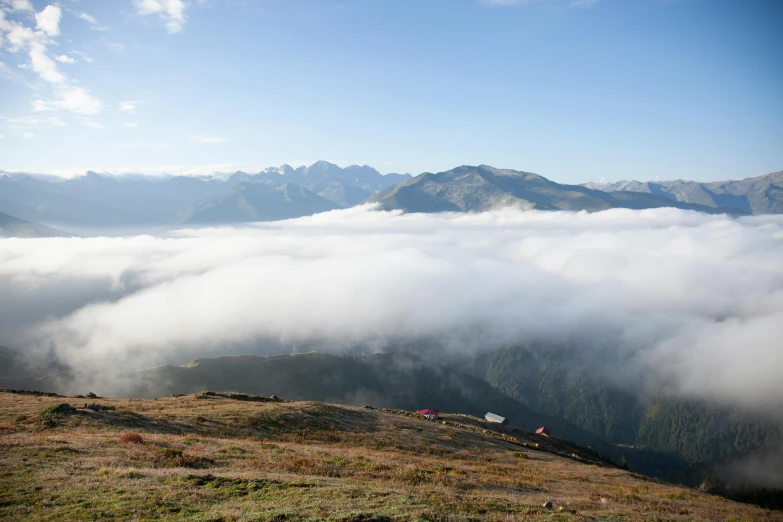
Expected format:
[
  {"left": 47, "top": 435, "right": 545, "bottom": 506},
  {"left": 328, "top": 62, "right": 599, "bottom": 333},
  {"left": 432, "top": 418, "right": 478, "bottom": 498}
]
[{"left": 1, "top": 205, "right": 782, "bottom": 414}]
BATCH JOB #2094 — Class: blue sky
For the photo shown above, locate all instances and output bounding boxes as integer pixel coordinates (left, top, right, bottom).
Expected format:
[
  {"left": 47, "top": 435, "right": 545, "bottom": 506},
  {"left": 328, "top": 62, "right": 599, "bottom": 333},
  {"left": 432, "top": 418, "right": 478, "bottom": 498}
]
[{"left": 0, "top": 0, "right": 781, "bottom": 183}]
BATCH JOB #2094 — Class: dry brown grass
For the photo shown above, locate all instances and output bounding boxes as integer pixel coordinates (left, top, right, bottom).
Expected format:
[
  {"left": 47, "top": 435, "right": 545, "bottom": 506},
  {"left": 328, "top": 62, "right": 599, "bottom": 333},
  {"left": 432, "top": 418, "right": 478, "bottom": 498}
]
[
  {"left": 117, "top": 431, "right": 144, "bottom": 444},
  {"left": 0, "top": 390, "right": 780, "bottom": 521}
]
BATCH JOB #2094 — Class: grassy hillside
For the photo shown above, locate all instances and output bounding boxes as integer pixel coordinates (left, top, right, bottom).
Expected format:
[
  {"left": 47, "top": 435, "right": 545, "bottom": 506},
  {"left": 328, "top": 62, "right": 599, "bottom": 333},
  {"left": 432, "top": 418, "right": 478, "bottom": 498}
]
[
  {"left": 1, "top": 390, "right": 779, "bottom": 521},
  {"left": 3, "top": 352, "right": 618, "bottom": 458}
]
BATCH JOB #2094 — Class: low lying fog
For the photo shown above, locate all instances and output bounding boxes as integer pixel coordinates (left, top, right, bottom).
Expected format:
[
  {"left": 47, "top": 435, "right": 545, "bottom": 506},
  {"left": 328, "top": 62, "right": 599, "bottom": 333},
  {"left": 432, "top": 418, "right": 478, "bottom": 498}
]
[{"left": 2, "top": 206, "right": 782, "bottom": 414}]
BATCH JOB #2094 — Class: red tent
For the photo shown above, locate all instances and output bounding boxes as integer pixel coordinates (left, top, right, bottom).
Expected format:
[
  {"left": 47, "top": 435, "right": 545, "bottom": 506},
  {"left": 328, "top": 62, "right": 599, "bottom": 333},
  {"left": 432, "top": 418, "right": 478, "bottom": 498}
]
[
  {"left": 536, "top": 427, "right": 551, "bottom": 436},
  {"left": 417, "top": 409, "right": 439, "bottom": 419}
]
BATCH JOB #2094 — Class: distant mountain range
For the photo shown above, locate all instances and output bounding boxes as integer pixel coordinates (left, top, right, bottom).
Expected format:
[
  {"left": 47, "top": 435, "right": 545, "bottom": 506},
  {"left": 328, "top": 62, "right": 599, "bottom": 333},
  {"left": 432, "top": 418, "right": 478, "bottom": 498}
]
[
  {"left": 1, "top": 164, "right": 780, "bottom": 232},
  {"left": 584, "top": 170, "right": 783, "bottom": 215},
  {"left": 179, "top": 180, "right": 339, "bottom": 225},
  {"left": 367, "top": 165, "right": 747, "bottom": 215},
  {"left": 0, "top": 162, "right": 411, "bottom": 231},
  {"left": 0, "top": 211, "right": 70, "bottom": 238},
  {"left": 255, "top": 161, "right": 411, "bottom": 207}
]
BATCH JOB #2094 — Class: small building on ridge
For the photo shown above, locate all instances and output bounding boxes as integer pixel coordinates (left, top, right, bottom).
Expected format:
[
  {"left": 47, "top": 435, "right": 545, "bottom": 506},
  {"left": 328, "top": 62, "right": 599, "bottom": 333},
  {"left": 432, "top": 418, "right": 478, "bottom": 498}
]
[
  {"left": 417, "top": 409, "right": 439, "bottom": 420},
  {"left": 485, "top": 412, "right": 508, "bottom": 425}
]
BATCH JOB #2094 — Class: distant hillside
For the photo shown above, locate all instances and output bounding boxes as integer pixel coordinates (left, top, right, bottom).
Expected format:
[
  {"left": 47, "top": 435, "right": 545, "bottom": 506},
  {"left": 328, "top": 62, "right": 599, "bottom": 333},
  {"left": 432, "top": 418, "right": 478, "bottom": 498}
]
[
  {"left": 179, "top": 180, "right": 338, "bottom": 225},
  {"left": 0, "top": 211, "right": 71, "bottom": 238},
  {"left": 475, "top": 344, "right": 781, "bottom": 466},
  {"left": 0, "top": 174, "right": 142, "bottom": 228},
  {"left": 367, "top": 165, "right": 744, "bottom": 215},
  {"left": 584, "top": 170, "right": 783, "bottom": 215}
]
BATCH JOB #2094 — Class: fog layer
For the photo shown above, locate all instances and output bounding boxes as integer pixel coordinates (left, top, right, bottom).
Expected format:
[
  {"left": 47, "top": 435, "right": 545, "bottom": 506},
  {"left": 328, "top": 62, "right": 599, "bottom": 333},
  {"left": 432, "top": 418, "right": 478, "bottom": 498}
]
[{"left": 1, "top": 206, "right": 782, "bottom": 413}]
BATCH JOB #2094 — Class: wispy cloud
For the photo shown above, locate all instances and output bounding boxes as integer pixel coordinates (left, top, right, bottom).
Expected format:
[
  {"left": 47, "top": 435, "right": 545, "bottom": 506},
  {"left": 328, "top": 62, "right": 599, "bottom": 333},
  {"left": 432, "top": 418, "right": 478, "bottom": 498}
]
[
  {"left": 77, "top": 12, "right": 108, "bottom": 31},
  {"left": 1, "top": 115, "right": 66, "bottom": 129},
  {"left": 69, "top": 51, "right": 93, "bottom": 63},
  {"left": 134, "top": 0, "right": 187, "bottom": 34},
  {"left": 83, "top": 121, "right": 105, "bottom": 129},
  {"left": 1, "top": 0, "right": 34, "bottom": 11},
  {"left": 33, "top": 86, "right": 102, "bottom": 115},
  {"left": 118, "top": 100, "right": 143, "bottom": 114},
  {"left": 0, "top": 3, "right": 102, "bottom": 115},
  {"left": 122, "top": 122, "right": 139, "bottom": 128},
  {"left": 55, "top": 54, "right": 75, "bottom": 64}
]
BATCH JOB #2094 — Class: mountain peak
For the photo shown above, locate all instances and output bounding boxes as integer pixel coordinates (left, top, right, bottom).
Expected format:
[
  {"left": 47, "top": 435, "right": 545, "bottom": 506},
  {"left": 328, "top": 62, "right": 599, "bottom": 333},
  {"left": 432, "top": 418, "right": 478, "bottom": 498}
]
[{"left": 307, "top": 160, "right": 341, "bottom": 173}]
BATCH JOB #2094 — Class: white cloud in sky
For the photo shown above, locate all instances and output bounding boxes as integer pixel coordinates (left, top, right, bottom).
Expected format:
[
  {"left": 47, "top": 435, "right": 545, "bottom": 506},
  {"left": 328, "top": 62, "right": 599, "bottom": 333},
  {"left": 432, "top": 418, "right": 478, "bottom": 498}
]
[
  {"left": 83, "top": 121, "right": 104, "bottom": 129},
  {"left": 33, "top": 86, "right": 102, "bottom": 115},
  {"left": 118, "top": 100, "right": 142, "bottom": 114},
  {"left": 77, "top": 12, "right": 98, "bottom": 25},
  {"left": 28, "top": 41, "right": 66, "bottom": 83},
  {"left": 20, "top": 131, "right": 34, "bottom": 138},
  {"left": 191, "top": 135, "right": 228, "bottom": 144},
  {"left": 76, "top": 12, "right": 108, "bottom": 31},
  {"left": 123, "top": 122, "right": 139, "bottom": 128},
  {"left": 1, "top": 208, "right": 782, "bottom": 414},
  {"left": 134, "top": 0, "right": 186, "bottom": 33},
  {"left": 55, "top": 54, "right": 75, "bottom": 64},
  {"left": 0, "top": 4, "right": 101, "bottom": 116},
  {"left": 34, "top": 5, "right": 61, "bottom": 37},
  {"left": 69, "top": 50, "right": 93, "bottom": 63},
  {"left": 1, "top": 0, "right": 34, "bottom": 12}
]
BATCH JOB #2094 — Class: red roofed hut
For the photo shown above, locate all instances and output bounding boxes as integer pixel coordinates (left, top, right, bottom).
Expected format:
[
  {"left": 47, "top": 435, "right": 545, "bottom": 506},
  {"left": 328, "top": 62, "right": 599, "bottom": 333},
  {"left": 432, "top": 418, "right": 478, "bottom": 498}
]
[
  {"left": 417, "top": 409, "right": 439, "bottom": 420},
  {"left": 536, "top": 427, "right": 551, "bottom": 437}
]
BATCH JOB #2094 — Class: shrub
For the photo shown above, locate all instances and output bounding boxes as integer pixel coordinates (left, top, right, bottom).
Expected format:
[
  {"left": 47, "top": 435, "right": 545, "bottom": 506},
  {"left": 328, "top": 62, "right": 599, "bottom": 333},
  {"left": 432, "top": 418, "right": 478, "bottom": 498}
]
[
  {"left": 118, "top": 432, "right": 144, "bottom": 444},
  {"left": 152, "top": 448, "right": 211, "bottom": 468},
  {"left": 39, "top": 403, "right": 76, "bottom": 420}
]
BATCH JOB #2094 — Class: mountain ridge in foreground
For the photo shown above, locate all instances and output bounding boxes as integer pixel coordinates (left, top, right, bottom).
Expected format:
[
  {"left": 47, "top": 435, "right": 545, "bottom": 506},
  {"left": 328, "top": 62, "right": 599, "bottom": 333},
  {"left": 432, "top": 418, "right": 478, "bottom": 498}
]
[
  {"left": 2, "top": 389, "right": 780, "bottom": 520},
  {"left": 366, "top": 165, "right": 747, "bottom": 215}
]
